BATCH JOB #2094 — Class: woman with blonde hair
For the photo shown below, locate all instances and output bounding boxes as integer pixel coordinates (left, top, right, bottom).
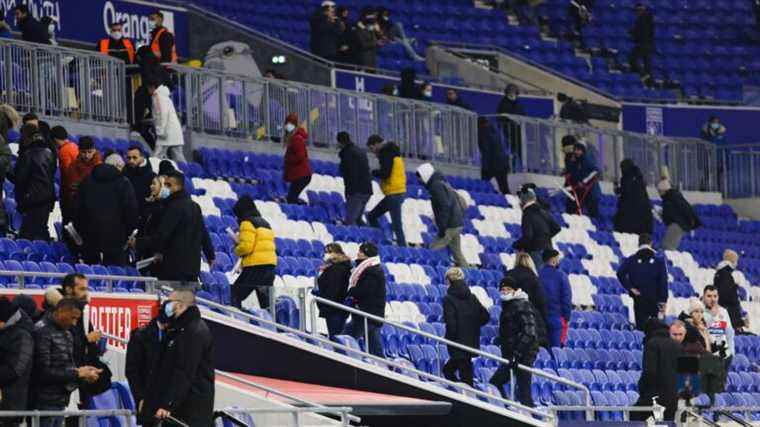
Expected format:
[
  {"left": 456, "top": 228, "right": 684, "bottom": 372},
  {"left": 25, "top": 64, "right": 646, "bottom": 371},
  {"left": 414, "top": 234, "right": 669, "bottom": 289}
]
[{"left": 505, "top": 252, "right": 548, "bottom": 346}]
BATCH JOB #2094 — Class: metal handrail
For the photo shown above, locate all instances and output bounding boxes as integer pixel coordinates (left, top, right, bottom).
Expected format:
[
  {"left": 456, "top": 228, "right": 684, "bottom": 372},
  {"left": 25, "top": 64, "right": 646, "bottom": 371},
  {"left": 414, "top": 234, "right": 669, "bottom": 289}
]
[
  {"left": 546, "top": 405, "right": 656, "bottom": 422},
  {"left": 189, "top": 293, "right": 554, "bottom": 423},
  {"left": 102, "top": 332, "right": 359, "bottom": 425},
  {"left": 0, "top": 270, "right": 158, "bottom": 293},
  {"left": 307, "top": 293, "right": 592, "bottom": 417}
]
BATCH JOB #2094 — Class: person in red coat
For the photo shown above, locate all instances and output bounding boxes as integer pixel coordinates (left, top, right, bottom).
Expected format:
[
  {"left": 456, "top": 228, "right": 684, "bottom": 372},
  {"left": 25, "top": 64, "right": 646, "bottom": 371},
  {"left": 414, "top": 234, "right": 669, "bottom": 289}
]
[{"left": 283, "top": 113, "right": 312, "bottom": 204}]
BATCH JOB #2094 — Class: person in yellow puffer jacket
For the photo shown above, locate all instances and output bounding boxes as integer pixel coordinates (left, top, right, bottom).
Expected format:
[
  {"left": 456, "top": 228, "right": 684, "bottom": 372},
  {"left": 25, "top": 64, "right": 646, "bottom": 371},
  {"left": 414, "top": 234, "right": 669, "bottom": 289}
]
[
  {"left": 231, "top": 195, "right": 277, "bottom": 309},
  {"left": 366, "top": 134, "right": 407, "bottom": 246}
]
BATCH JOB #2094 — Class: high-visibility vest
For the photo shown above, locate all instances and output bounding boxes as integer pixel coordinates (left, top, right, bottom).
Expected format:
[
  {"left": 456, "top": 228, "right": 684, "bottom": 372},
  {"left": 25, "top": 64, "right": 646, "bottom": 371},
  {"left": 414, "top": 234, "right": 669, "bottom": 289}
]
[
  {"left": 151, "top": 27, "right": 178, "bottom": 63},
  {"left": 98, "top": 38, "right": 135, "bottom": 63}
]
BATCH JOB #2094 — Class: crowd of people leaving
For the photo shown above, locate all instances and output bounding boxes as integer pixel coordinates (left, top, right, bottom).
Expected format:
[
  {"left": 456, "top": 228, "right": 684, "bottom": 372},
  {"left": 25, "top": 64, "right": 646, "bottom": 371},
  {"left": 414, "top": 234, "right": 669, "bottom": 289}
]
[{"left": 0, "top": 277, "right": 214, "bottom": 426}]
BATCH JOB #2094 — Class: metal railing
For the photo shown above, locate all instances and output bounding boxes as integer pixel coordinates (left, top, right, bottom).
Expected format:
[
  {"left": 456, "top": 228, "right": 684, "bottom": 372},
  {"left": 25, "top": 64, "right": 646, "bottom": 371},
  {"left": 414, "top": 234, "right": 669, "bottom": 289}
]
[
  {"left": 189, "top": 292, "right": 554, "bottom": 424},
  {"left": 716, "top": 144, "right": 760, "bottom": 198},
  {"left": 0, "top": 270, "right": 158, "bottom": 294},
  {"left": 545, "top": 405, "right": 657, "bottom": 422},
  {"left": 306, "top": 293, "right": 591, "bottom": 419},
  {"left": 488, "top": 114, "right": 717, "bottom": 192},
  {"left": 0, "top": 38, "right": 127, "bottom": 124},
  {"left": 102, "top": 332, "right": 358, "bottom": 426},
  {"left": 0, "top": 409, "right": 132, "bottom": 427},
  {"left": 163, "top": 64, "right": 479, "bottom": 166}
]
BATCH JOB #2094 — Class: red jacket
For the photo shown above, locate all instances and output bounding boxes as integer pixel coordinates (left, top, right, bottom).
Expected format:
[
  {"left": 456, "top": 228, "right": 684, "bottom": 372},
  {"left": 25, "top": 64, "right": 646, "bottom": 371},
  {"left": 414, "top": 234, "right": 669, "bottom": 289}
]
[
  {"left": 61, "top": 153, "right": 102, "bottom": 205},
  {"left": 283, "top": 127, "right": 312, "bottom": 182}
]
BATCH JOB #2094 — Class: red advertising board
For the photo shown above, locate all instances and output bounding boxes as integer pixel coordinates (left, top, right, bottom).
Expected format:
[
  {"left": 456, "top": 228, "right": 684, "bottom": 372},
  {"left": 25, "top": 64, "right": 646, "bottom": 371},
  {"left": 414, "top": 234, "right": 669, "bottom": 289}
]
[{"left": 0, "top": 289, "right": 159, "bottom": 346}]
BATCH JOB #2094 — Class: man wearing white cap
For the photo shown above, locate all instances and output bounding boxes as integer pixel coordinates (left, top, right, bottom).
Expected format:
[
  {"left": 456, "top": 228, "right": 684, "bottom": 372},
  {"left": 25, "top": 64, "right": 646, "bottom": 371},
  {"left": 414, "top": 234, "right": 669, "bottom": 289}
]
[
  {"left": 416, "top": 163, "right": 467, "bottom": 267},
  {"left": 309, "top": 1, "right": 344, "bottom": 61}
]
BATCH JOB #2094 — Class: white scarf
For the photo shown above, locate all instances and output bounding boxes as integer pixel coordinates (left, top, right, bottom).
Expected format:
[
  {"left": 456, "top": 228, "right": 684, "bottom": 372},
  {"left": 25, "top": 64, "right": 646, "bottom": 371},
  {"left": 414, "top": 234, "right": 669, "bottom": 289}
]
[
  {"left": 500, "top": 289, "right": 528, "bottom": 302},
  {"left": 349, "top": 256, "right": 380, "bottom": 289},
  {"left": 717, "top": 260, "right": 736, "bottom": 270}
]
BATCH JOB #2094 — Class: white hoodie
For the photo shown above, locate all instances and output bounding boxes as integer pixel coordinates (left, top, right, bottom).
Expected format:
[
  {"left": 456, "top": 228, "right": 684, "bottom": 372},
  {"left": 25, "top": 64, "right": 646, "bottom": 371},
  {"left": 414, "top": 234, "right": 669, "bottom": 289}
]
[
  {"left": 152, "top": 85, "right": 184, "bottom": 147},
  {"left": 416, "top": 163, "right": 435, "bottom": 185}
]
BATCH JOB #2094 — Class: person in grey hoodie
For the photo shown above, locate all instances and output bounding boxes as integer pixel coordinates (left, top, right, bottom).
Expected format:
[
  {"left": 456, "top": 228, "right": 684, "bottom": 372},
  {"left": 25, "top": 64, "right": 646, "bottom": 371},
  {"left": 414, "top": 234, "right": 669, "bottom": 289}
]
[{"left": 416, "top": 163, "right": 467, "bottom": 267}]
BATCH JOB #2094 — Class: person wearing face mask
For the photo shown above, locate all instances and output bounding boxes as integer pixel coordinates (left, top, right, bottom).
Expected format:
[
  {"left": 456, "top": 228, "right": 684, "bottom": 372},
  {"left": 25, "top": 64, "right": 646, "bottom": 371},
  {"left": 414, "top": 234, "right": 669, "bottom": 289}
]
[
  {"left": 76, "top": 153, "right": 139, "bottom": 266},
  {"left": 148, "top": 10, "right": 177, "bottom": 63},
  {"left": 489, "top": 276, "right": 540, "bottom": 405},
  {"left": 714, "top": 249, "right": 743, "bottom": 331},
  {"left": 345, "top": 242, "right": 386, "bottom": 358},
  {"left": 143, "top": 290, "right": 215, "bottom": 427},
  {"left": 13, "top": 5, "right": 49, "bottom": 45},
  {"left": 282, "top": 113, "right": 312, "bottom": 205},
  {"left": 97, "top": 21, "right": 136, "bottom": 64},
  {"left": 147, "top": 79, "right": 186, "bottom": 162},
  {"left": 315, "top": 243, "right": 352, "bottom": 339},
  {"left": 231, "top": 195, "right": 277, "bottom": 310},
  {"left": 135, "top": 176, "right": 168, "bottom": 274},
  {"left": 126, "top": 301, "right": 172, "bottom": 427},
  {"left": 420, "top": 82, "right": 434, "bottom": 101},
  {"left": 39, "top": 16, "right": 57, "bottom": 46},
  {"left": 352, "top": 7, "right": 379, "bottom": 69},
  {"left": 701, "top": 116, "right": 727, "bottom": 145}
]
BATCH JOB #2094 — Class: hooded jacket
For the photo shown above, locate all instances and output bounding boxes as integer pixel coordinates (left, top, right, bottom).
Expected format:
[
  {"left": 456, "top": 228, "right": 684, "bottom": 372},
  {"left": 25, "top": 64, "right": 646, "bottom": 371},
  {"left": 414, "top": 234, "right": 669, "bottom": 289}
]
[
  {"left": 233, "top": 197, "right": 277, "bottom": 267},
  {"left": 417, "top": 163, "right": 464, "bottom": 236},
  {"left": 339, "top": 142, "right": 372, "bottom": 196},
  {"left": 661, "top": 189, "right": 701, "bottom": 232},
  {"left": 317, "top": 254, "right": 352, "bottom": 317},
  {"left": 152, "top": 85, "right": 184, "bottom": 147},
  {"left": 613, "top": 161, "right": 653, "bottom": 235},
  {"left": 497, "top": 290, "right": 540, "bottom": 364},
  {"left": 617, "top": 246, "right": 668, "bottom": 305},
  {"left": 373, "top": 142, "right": 406, "bottom": 196},
  {"left": 284, "top": 127, "right": 312, "bottom": 182},
  {"left": 0, "top": 309, "right": 34, "bottom": 412},
  {"left": 31, "top": 313, "right": 79, "bottom": 408},
  {"left": 137, "top": 190, "right": 215, "bottom": 281},
  {"left": 14, "top": 136, "right": 57, "bottom": 212},
  {"left": 443, "top": 280, "right": 489, "bottom": 359},
  {"left": 143, "top": 306, "right": 214, "bottom": 426},
  {"left": 714, "top": 261, "right": 743, "bottom": 329},
  {"left": 76, "top": 164, "right": 139, "bottom": 252}
]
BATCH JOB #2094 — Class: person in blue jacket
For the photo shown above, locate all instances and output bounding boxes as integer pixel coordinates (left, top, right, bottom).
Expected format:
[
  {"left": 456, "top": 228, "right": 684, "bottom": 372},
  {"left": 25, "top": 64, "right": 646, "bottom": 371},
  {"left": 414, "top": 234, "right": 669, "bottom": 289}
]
[
  {"left": 617, "top": 233, "right": 669, "bottom": 331},
  {"left": 564, "top": 140, "right": 600, "bottom": 218},
  {"left": 538, "top": 249, "right": 573, "bottom": 348}
]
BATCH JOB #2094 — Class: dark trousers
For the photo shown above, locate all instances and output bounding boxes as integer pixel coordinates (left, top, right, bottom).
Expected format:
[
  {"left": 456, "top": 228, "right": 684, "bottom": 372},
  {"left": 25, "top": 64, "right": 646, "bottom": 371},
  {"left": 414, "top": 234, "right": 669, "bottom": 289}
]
[
  {"left": 20, "top": 203, "right": 53, "bottom": 241},
  {"left": 368, "top": 193, "right": 406, "bottom": 246},
  {"left": 233, "top": 265, "right": 276, "bottom": 309},
  {"left": 349, "top": 319, "right": 384, "bottom": 358},
  {"left": 443, "top": 357, "right": 474, "bottom": 386},
  {"left": 345, "top": 193, "right": 370, "bottom": 225},
  {"left": 286, "top": 176, "right": 312, "bottom": 204},
  {"left": 35, "top": 404, "right": 64, "bottom": 427},
  {"left": 490, "top": 364, "right": 534, "bottom": 407},
  {"left": 629, "top": 44, "right": 653, "bottom": 76},
  {"left": 633, "top": 297, "right": 659, "bottom": 331},
  {"left": 84, "top": 247, "right": 128, "bottom": 267},
  {"left": 325, "top": 312, "right": 348, "bottom": 338},
  {"left": 494, "top": 172, "right": 511, "bottom": 195}
]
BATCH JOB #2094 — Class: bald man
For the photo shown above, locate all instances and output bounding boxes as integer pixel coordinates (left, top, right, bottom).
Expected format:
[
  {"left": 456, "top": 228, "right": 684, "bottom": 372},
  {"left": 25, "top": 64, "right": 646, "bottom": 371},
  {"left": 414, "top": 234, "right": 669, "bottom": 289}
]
[{"left": 714, "top": 249, "right": 742, "bottom": 330}]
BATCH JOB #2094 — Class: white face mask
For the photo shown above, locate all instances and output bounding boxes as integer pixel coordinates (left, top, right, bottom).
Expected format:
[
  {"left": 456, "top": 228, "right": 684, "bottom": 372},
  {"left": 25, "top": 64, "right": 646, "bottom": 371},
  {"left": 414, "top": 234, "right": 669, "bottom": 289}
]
[
  {"left": 148, "top": 20, "right": 157, "bottom": 31},
  {"left": 285, "top": 123, "right": 296, "bottom": 133},
  {"left": 422, "top": 90, "right": 432, "bottom": 98},
  {"left": 111, "top": 31, "right": 123, "bottom": 40},
  {"left": 323, "top": 253, "right": 332, "bottom": 261},
  {"left": 48, "top": 24, "right": 55, "bottom": 36}
]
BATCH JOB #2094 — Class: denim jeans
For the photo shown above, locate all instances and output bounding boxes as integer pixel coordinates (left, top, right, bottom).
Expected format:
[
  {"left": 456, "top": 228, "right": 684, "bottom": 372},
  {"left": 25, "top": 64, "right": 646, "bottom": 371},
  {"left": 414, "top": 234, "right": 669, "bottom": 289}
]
[
  {"left": 368, "top": 193, "right": 406, "bottom": 246},
  {"left": 345, "top": 193, "right": 370, "bottom": 225},
  {"left": 349, "top": 319, "right": 384, "bottom": 358}
]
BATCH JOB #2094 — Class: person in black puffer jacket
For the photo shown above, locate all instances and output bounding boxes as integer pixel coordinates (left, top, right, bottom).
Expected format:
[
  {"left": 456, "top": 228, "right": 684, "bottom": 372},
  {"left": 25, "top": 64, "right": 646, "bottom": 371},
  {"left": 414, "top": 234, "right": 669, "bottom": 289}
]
[
  {"left": 0, "top": 297, "right": 35, "bottom": 425},
  {"left": 77, "top": 154, "right": 139, "bottom": 266},
  {"left": 658, "top": 178, "right": 701, "bottom": 251},
  {"left": 31, "top": 299, "right": 102, "bottom": 418},
  {"left": 316, "top": 243, "right": 352, "bottom": 339},
  {"left": 613, "top": 159, "right": 653, "bottom": 236},
  {"left": 489, "top": 276, "right": 541, "bottom": 406},
  {"left": 505, "top": 253, "right": 549, "bottom": 346},
  {"left": 442, "top": 268, "right": 489, "bottom": 386},
  {"left": 512, "top": 186, "right": 560, "bottom": 269},
  {"left": 346, "top": 242, "right": 386, "bottom": 358},
  {"left": 13, "top": 124, "right": 56, "bottom": 240}
]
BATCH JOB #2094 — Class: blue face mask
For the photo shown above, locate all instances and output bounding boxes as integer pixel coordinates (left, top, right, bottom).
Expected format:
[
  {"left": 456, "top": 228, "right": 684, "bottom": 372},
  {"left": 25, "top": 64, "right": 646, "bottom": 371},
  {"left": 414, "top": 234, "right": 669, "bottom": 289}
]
[
  {"left": 711, "top": 122, "right": 721, "bottom": 130},
  {"left": 159, "top": 187, "right": 171, "bottom": 199},
  {"left": 164, "top": 301, "right": 176, "bottom": 318}
]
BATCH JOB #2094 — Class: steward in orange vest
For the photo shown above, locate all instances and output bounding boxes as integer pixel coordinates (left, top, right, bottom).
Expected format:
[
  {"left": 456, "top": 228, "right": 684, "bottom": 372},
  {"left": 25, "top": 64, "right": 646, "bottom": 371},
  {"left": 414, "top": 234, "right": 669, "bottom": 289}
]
[
  {"left": 148, "top": 10, "right": 177, "bottom": 63},
  {"left": 97, "top": 21, "right": 135, "bottom": 64}
]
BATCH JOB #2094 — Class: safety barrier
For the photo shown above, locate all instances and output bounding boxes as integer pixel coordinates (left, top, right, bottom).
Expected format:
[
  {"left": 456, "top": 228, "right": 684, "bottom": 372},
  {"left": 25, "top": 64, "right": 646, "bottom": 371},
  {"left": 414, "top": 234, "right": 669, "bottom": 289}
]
[
  {"left": 717, "top": 144, "right": 760, "bottom": 199},
  {"left": 0, "top": 270, "right": 158, "bottom": 293},
  {"left": 163, "top": 64, "right": 479, "bottom": 166},
  {"left": 489, "top": 114, "right": 717, "bottom": 193},
  {"left": 0, "top": 39, "right": 127, "bottom": 124},
  {"left": 0, "top": 409, "right": 132, "bottom": 426}
]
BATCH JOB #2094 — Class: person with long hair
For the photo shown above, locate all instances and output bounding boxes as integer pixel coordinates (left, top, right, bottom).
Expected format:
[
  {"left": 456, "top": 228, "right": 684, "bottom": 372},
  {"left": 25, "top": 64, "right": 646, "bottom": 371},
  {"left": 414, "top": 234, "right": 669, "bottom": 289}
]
[
  {"left": 315, "top": 243, "right": 352, "bottom": 338},
  {"left": 506, "top": 252, "right": 548, "bottom": 346}
]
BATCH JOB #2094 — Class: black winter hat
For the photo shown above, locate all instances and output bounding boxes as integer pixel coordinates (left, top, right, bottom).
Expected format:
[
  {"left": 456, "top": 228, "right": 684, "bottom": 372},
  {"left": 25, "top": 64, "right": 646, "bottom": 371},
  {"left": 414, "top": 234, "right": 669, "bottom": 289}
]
[
  {"left": 561, "top": 135, "right": 577, "bottom": 148},
  {"left": 359, "top": 242, "right": 379, "bottom": 258},
  {"left": 232, "top": 195, "right": 260, "bottom": 220},
  {"left": 499, "top": 275, "right": 518, "bottom": 290},
  {"left": 366, "top": 134, "right": 384, "bottom": 147},
  {"left": 51, "top": 125, "right": 67, "bottom": 141},
  {"left": 13, "top": 294, "right": 40, "bottom": 319},
  {"left": 158, "top": 160, "right": 176, "bottom": 176},
  {"left": 0, "top": 296, "right": 16, "bottom": 322},
  {"left": 542, "top": 248, "right": 560, "bottom": 262}
]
